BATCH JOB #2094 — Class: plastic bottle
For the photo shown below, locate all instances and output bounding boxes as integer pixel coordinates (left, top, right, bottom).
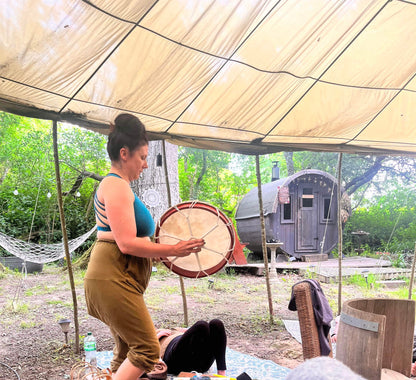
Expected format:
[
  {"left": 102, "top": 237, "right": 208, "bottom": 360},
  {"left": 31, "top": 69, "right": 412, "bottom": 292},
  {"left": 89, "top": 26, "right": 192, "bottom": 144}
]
[{"left": 84, "top": 332, "right": 97, "bottom": 367}]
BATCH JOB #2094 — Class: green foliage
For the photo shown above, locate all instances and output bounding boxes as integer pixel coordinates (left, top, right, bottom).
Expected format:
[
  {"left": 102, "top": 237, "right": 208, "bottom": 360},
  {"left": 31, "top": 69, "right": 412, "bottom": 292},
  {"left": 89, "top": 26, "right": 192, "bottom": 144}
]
[
  {"left": 388, "top": 252, "right": 410, "bottom": 269},
  {"left": 0, "top": 112, "right": 108, "bottom": 254},
  {"left": 3, "top": 112, "right": 416, "bottom": 262},
  {"left": 388, "top": 286, "right": 416, "bottom": 300},
  {"left": 344, "top": 273, "right": 379, "bottom": 290},
  {"left": 343, "top": 188, "right": 416, "bottom": 256},
  {"left": 178, "top": 147, "right": 416, "bottom": 255},
  {"left": 178, "top": 147, "right": 285, "bottom": 218}
]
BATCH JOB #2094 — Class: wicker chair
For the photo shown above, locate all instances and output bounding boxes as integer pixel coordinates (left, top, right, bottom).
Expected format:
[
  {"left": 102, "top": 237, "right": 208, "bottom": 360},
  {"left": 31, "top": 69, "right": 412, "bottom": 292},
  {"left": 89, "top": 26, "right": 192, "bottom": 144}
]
[{"left": 291, "top": 281, "right": 333, "bottom": 360}]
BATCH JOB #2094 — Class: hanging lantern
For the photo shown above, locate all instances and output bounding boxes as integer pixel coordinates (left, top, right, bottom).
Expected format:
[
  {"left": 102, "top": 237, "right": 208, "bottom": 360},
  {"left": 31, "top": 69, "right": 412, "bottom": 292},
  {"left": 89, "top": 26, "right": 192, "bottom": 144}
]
[{"left": 157, "top": 153, "right": 163, "bottom": 167}]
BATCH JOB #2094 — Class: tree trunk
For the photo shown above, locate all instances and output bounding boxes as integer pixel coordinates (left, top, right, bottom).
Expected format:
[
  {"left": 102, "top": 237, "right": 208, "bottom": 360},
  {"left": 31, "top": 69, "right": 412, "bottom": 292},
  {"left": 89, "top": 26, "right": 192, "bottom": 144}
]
[
  {"left": 72, "top": 242, "right": 96, "bottom": 270},
  {"left": 284, "top": 151, "right": 295, "bottom": 176},
  {"left": 344, "top": 156, "right": 385, "bottom": 195},
  {"left": 193, "top": 151, "right": 207, "bottom": 198},
  {"left": 131, "top": 140, "right": 180, "bottom": 223}
]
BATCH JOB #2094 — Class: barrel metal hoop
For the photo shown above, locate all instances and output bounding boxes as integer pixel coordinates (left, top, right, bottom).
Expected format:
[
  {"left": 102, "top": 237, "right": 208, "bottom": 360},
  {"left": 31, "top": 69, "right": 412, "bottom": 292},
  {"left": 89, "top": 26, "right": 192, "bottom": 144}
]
[{"left": 340, "top": 312, "right": 379, "bottom": 332}]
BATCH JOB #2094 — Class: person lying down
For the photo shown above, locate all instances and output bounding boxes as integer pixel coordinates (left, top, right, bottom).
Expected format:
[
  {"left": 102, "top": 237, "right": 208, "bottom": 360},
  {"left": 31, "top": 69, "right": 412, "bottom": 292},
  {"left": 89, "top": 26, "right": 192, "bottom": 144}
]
[{"left": 156, "top": 319, "right": 227, "bottom": 377}]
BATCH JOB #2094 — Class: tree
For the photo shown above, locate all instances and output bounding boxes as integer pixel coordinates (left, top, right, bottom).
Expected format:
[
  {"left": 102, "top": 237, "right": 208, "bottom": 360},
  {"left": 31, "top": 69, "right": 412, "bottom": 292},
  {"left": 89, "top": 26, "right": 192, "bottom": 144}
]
[
  {"left": 178, "top": 148, "right": 285, "bottom": 217},
  {"left": 283, "top": 151, "right": 416, "bottom": 207},
  {"left": 0, "top": 113, "right": 108, "bottom": 246}
]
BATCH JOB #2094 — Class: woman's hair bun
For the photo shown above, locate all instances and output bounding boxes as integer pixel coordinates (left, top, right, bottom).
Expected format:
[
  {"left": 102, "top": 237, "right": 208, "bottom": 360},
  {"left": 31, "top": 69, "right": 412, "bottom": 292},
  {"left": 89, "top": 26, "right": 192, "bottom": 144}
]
[
  {"left": 113, "top": 113, "right": 145, "bottom": 136},
  {"left": 107, "top": 113, "right": 148, "bottom": 161}
]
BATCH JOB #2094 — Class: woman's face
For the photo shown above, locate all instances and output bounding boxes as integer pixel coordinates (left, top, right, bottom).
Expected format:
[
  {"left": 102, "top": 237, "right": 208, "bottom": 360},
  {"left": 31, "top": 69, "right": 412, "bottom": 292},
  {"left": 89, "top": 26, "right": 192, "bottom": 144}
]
[{"left": 126, "top": 144, "right": 149, "bottom": 181}]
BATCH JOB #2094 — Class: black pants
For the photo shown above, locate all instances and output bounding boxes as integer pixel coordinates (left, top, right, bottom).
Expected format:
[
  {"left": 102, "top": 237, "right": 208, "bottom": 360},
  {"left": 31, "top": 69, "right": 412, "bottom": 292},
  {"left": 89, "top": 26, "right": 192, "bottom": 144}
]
[{"left": 163, "top": 319, "right": 227, "bottom": 375}]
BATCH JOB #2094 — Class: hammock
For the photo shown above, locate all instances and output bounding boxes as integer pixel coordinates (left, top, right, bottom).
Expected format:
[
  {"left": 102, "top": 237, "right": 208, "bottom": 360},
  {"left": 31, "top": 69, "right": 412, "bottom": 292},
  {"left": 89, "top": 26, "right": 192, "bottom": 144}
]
[{"left": 0, "top": 225, "right": 97, "bottom": 264}]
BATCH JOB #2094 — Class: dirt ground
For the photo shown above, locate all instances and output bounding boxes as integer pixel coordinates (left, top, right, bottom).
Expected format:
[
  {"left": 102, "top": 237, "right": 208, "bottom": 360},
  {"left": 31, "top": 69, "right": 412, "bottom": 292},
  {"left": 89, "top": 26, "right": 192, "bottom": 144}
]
[{"left": 0, "top": 263, "right": 385, "bottom": 380}]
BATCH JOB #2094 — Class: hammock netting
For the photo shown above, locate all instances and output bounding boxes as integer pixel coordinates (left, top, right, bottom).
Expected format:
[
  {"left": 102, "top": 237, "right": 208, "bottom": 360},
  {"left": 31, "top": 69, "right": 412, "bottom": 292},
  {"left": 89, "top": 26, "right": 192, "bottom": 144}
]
[{"left": 0, "top": 226, "right": 97, "bottom": 264}]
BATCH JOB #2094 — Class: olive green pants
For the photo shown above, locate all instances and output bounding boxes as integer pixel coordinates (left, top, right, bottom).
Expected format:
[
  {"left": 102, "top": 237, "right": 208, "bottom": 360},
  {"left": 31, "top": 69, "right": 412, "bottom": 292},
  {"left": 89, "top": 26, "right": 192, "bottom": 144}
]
[{"left": 84, "top": 240, "right": 160, "bottom": 372}]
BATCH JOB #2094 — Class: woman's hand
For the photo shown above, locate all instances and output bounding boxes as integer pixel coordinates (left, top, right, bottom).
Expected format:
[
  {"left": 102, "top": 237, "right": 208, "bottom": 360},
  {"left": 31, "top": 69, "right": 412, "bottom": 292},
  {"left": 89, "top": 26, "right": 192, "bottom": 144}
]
[{"left": 172, "top": 239, "right": 205, "bottom": 257}]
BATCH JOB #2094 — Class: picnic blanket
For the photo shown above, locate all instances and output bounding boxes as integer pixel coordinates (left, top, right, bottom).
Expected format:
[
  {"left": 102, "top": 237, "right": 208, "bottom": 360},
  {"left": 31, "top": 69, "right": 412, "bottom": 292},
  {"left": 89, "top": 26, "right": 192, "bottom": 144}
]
[{"left": 96, "top": 347, "right": 291, "bottom": 380}]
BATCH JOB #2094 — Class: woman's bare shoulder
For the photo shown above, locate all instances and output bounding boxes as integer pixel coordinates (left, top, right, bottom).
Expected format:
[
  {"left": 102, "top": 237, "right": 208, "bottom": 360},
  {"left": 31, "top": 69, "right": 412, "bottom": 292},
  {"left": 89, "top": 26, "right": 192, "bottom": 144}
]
[{"left": 100, "top": 176, "right": 133, "bottom": 201}]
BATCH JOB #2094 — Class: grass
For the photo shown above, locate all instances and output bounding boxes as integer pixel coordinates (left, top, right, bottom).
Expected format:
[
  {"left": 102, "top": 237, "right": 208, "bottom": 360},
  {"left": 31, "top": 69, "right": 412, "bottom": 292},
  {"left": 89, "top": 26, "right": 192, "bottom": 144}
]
[
  {"left": 24, "top": 283, "right": 60, "bottom": 295},
  {"left": 3, "top": 263, "right": 416, "bottom": 329},
  {"left": 160, "top": 284, "right": 180, "bottom": 294},
  {"left": 145, "top": 294, "right": 168, "bottom": 309},
  {"left": 386, "top": 286, "right": 416, "bottom": 299},
  {"left": 47, "top": 300, "right": 73, "bottom": 307},
  {"left": 192, "top": 293, "right": 217, "bottom": 304},
  {"left": 343, "top": 272, "right": 381, "bottom": 291},
  {"left": 151, "top": 264, "right": 171, "bottom": 278},
  {"left": 241, "top": 311, "right": 281, "bottom": 335},
  {"left": 5, "top": 300, "right": 30, "bottom": 314},
  {"left": 20, "top": 320, "right": 37, "bottom": 328}
]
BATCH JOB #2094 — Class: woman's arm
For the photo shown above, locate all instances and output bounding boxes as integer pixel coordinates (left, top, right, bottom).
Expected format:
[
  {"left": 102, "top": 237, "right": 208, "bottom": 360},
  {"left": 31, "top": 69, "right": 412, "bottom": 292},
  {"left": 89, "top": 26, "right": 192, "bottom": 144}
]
[{"left": 102, "top": 177, "right": 204, "bottom": 258}]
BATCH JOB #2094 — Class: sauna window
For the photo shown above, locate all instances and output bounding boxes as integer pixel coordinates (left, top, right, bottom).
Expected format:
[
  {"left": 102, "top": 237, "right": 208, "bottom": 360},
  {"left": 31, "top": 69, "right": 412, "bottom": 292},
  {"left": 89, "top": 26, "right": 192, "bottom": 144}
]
[
  {"left": 302, "top": 188, "right": 314, "bottom": 208},
  {"left": 323, "top": 198, "right": 331, "bottom": 219},
  {"left": 281, "top": 196, "right": 293, "bottom": 223},
  {"left": 322, "top": 197, "right": 333, "bottom": 222}
]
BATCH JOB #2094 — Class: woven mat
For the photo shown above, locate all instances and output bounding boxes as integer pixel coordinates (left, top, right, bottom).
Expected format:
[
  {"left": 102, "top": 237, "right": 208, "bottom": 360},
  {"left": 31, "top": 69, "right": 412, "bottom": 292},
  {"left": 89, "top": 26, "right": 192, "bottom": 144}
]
[{"left": 96, "top": 347, "right": 291, "bottom": 380}]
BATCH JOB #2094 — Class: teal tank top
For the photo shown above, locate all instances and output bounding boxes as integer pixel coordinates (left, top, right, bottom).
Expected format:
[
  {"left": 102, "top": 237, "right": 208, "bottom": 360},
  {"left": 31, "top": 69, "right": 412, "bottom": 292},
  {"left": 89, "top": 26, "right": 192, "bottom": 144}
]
[{"left": 94, "top": 173, "right": 155, "bottom": 237}]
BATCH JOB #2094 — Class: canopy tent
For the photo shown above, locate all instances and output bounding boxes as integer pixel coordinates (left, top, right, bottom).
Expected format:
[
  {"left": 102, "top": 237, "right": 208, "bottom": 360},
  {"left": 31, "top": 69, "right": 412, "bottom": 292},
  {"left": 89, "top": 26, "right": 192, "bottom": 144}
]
[
  {"left": 3, "top": 0, "right": 416, "bottom": 351},
  {"left": 1, "top": 0, "right": 416, "bottom": 155}
]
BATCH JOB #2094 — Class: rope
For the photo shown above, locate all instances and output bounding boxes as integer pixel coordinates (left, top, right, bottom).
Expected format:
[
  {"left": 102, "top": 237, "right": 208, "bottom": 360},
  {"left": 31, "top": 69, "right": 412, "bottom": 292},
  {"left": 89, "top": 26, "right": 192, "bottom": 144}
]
[
  {"left": 27, "top": 173, "right": 45, "bottom": 246},
  {"left": 320, "top": 178, "right": 337, "bottom": 255}
]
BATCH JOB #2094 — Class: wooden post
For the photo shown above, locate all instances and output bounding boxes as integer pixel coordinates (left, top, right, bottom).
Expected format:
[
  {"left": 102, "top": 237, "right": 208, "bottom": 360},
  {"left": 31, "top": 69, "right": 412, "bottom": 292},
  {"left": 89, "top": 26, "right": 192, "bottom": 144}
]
[
  {"left": 162, "top": 140, "right": 189, "bottom": 326},
  {"left": 408, "top": 242, "right": 416, "bottom": 300},
  {"left": 256, "top": 155, "right": 274, "bottom": 324},
  {"left": 337, "top": 153, "right": 343, "bottom": 316},
  {"left": 52, "top": 120, "right": 80, "bottom": 354}
]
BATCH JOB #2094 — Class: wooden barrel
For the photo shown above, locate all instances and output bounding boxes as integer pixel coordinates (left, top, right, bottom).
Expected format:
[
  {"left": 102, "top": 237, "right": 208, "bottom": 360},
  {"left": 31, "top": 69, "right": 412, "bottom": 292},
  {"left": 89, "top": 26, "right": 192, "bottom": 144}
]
[{"left": 336, "top": 298, "right": 415, "bottom": 380}]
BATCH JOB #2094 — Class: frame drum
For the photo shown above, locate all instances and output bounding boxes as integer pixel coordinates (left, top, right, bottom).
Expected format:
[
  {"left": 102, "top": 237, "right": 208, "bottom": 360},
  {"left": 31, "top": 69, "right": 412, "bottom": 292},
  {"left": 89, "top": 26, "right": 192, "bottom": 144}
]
[{"left": 155, "top": 201, "right": 235, "bottom": 278}]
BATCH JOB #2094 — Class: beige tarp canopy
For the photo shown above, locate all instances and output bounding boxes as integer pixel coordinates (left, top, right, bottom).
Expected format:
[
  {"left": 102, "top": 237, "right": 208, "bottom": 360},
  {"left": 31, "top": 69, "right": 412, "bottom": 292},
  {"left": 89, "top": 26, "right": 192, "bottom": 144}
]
[{"left": 1, "top": 0, "right": 416, "bottom": 155}]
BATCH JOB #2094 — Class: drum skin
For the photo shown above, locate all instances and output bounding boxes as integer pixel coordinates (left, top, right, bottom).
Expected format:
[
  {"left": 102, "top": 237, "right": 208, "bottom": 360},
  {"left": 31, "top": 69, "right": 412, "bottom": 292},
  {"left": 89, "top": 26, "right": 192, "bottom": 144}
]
[{"left": 155, "top": 201, "right": 235, "bottom": 278}]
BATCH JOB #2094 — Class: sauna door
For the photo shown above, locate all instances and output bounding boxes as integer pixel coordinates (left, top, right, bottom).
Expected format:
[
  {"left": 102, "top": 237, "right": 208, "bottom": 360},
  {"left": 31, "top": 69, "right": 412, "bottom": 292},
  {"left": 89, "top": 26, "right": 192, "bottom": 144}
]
[{"left": 296, "top": 184, "right": 319, "bottom": 252}]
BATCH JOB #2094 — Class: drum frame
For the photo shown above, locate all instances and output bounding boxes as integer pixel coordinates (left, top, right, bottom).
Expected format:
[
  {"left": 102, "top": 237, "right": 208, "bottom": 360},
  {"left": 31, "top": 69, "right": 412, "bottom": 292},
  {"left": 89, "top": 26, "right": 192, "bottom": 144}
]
[{"left": 154, "top": 201, "right": 235, "bottom": 278}]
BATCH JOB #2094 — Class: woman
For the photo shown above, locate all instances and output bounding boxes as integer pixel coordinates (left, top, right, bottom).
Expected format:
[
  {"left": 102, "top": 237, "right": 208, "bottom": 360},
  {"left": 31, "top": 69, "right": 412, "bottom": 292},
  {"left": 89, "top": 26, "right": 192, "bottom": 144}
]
[
  {"left": 157, "top": 319, "right": 227, "bottom": 376},
  {"left": 84, "top": 113, "right": 205, "bottom": 380}
]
